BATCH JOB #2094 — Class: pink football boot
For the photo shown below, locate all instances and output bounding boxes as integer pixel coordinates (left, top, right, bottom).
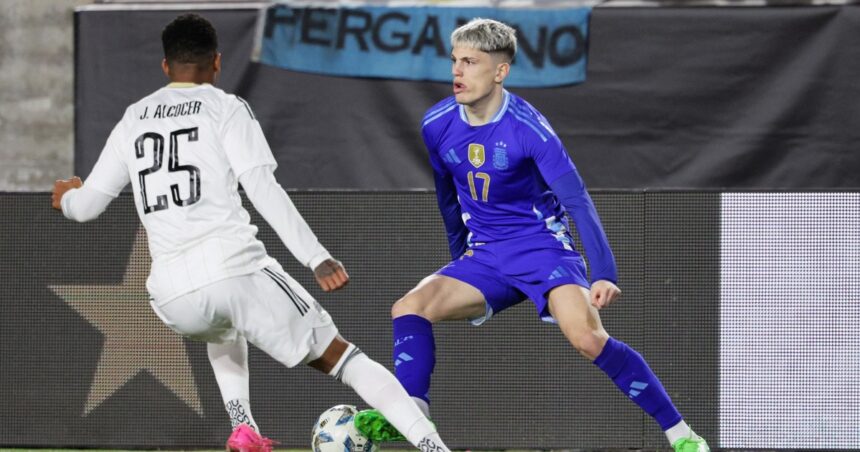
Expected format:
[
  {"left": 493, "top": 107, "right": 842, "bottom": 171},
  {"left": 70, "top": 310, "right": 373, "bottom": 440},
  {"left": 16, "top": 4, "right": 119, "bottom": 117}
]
[{"left": 226, "top": 424, "right": 275, "bottom": 452}]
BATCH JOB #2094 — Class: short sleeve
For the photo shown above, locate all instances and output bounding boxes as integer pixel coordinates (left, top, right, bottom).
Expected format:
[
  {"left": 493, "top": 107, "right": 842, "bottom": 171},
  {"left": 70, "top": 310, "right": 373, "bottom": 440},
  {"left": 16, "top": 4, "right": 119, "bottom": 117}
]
[{"left": 221, "top": 96, "right": 277, "bottom": 178}]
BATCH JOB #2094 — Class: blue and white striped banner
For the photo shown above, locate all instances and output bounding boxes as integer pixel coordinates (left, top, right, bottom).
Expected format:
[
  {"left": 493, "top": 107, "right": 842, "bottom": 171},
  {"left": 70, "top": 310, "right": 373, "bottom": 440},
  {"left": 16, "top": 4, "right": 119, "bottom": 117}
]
[{"left": 256, "top": 5, "right": 590, "bottom": 87}]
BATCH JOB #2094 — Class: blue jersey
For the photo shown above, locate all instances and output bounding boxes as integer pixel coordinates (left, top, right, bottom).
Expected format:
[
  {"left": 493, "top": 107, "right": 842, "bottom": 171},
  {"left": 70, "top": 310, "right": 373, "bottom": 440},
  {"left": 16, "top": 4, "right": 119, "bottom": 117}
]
[{"left": 422, "top": 90, "right": 617, "bottom": 283}]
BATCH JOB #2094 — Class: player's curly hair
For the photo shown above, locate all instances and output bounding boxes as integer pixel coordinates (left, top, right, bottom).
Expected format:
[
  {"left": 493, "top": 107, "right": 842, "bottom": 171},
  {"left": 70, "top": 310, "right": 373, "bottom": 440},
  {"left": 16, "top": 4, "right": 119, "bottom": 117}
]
[
  {"left": 451, "top": 18, "right": 517, "bottom": 62},
  {"left": 161, "top": 13, "right": 218, "bottom": 68}
]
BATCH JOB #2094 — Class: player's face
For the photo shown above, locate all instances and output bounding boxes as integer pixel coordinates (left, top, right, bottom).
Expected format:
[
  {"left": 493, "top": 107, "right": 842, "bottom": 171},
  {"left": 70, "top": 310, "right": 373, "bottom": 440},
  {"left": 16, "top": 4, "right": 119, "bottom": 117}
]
[{"left": 451, "top": 46, "right": 506, "bottom": 107}]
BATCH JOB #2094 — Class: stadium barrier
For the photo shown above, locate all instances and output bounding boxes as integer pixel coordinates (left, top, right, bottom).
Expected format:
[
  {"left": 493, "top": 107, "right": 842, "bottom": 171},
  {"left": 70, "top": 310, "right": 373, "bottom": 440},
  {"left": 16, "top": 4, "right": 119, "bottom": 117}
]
[{"left": 2, "top": 191, "right": 856, "bottom": 449}]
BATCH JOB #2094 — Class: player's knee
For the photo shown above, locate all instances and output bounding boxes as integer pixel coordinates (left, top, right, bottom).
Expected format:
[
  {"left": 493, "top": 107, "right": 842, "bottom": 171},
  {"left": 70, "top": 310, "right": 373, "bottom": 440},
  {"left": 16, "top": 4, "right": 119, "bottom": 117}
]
[
  {"left": 307, "top": 335, "right": 351, "bottom": 374},
  {"left": 566, "top": 329, "right": 609, "bottom": 360},
  {"left": 391, "top": 291, "right": 433, "bottom": 320}
]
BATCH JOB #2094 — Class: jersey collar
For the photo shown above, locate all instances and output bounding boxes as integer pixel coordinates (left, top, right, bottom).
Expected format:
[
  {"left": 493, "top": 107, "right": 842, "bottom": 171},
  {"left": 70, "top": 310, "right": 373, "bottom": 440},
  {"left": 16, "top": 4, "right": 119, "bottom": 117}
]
[
  {"left": 458, "top": 89, "right": 511, "bottom": 126},
  {"left": 166, "top": 82, "right": 206, "bottom": 88}
]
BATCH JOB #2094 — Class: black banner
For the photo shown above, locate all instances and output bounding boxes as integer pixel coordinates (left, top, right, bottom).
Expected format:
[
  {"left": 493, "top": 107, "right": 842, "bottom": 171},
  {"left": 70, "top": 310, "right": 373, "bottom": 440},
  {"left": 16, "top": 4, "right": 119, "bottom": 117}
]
[{"left": 75, "top": 6, "right": 860, "bottom": 190}]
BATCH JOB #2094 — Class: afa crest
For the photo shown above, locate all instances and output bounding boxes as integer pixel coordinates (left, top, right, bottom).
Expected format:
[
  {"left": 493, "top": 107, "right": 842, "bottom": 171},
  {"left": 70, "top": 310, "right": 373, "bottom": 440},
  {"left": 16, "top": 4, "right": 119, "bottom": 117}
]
[
  {"left": 493, "top": 141, "right": 508, "bottom": 170},
  {"left": 468, "top": 144, "right": 485, "bottom": 168}
]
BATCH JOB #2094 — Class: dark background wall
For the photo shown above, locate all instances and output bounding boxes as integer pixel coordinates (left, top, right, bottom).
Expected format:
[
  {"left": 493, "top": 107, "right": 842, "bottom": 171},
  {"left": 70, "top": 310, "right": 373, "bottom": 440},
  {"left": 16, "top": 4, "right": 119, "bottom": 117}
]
[
  {"left": 75, "top": 6, "right": 860, "bottom": 190},
  {"left": 0, "top": 191, "right": 718, "bottom": 449}
]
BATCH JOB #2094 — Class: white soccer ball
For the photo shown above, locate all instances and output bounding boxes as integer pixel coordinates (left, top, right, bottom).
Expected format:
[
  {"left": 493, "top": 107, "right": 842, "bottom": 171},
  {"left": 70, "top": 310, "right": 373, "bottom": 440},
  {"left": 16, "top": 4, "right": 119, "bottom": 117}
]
[{"left": 311, "top": 404, "right": 378, "bottom": 452}]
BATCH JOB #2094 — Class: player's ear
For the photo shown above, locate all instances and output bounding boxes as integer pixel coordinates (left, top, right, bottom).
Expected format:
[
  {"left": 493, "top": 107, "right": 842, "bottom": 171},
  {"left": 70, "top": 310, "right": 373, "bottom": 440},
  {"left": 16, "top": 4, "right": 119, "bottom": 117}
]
[
  {"left": 495, "top": 61, "right": 510, "bottom": 84},
  {"left": 161, "top": 58, "right": 170, "bottom": 77},
  {"left": 213, "top": 53, "right": 222, "bottom": 74}
]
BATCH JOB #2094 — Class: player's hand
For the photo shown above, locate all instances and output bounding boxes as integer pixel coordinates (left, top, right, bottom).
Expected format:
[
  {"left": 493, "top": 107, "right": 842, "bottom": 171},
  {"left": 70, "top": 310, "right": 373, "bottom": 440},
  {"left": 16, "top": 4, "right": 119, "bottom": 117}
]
[
  {"left": 314, "top": 258, "right": 349, "bottom": 292},
  {"left": 590, "top": 280, "right": 621, "bottom": 310},
  {"left": 52, "top": 176, "right": 82, "bottom": 210}
]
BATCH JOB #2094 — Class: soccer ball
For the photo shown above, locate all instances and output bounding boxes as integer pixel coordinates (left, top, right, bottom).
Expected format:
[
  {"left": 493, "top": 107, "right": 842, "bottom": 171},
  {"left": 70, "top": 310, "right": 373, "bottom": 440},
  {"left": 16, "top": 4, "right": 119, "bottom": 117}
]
[{"left": 311, "top": 404, "right": 378, "bottom": 452}]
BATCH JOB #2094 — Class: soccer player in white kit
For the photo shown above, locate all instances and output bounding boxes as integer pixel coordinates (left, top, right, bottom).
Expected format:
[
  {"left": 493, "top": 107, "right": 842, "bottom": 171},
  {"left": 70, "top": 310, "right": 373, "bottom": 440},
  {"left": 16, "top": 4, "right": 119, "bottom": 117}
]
[{"left": 52, "top": 13, "right": 449, "bottom": 452}]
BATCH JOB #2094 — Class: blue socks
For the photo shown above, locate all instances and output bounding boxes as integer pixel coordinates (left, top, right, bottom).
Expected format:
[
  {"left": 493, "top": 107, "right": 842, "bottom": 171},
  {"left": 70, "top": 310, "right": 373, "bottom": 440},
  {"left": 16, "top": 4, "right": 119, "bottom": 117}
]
[
  {"left": 392, "top": 314, "right": 436, "bottom": 404},
  {"left": 593, "top": 337, "right": 682, "bottom": 430},
  {"left": 391, "top": 318, "right": 681, "bottom": 431}
]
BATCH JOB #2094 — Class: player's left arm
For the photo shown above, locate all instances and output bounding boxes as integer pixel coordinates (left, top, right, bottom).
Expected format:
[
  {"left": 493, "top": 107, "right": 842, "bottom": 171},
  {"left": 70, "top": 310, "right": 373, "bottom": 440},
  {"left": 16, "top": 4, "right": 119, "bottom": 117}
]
[
  {"left": 239, "top": 166, "right": 348, "bottom": 292},
  {"left": 433, "top": 168, "right": 468, "bottom": 259},
  {"left": 312, "top": 257, "right": 349, "bottom": 293},
  {"left": 531, "top": 134, "right": 620, "bottom": 309},
  {"left": 221, "top": 97, "right": 347, "bottom": 292},
  {"left": 549, "top": 170, "right": 620, "bottom": 309}
]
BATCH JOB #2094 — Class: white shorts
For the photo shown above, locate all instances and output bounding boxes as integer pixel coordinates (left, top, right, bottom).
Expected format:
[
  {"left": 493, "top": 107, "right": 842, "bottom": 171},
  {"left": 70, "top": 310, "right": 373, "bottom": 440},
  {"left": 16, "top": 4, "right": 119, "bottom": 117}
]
[{"left": 149, "top": 264, "right": 339, "bottom": 368}]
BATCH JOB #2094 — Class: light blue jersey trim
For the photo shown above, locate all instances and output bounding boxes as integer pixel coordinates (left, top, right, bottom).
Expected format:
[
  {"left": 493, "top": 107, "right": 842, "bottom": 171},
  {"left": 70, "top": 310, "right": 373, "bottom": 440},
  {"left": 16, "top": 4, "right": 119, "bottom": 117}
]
[
  {"left": 424, "top": 99, "right": 457, "bottom": 122},
  {"left": 534, "top": 204, "right": 573, "bottom": 251},
  {"left": 469, "top": 303, "right": 495, "bottom": 326},
  {"left": 510, "top": 103, "right": 549, "bottom": 142},
  {"left": 540, "top": 314, "right": 559, "bottom": 324},
  {"left": 422, "top": 102, "right": 458, "bottom": 127},
  {"left": 425, "top": 98, "right": 457, "bottom": 118},
  {"left": 443, "top": 148, "right": 462, "bottom": 165},
  {"left": 491, "top": 90, "right": 511, "bottom": 123},
  {"left": 511, "top": 110, "right": 548, "bottom": 142},
  {"left": 472, "top": 303, "right": 557, "bottom": 325},
  {"left": 511, "top": 102, "right": 558, "bottom": 138},
  {"left": 458, "top": 90, "right": 511, "bottom": 126}
]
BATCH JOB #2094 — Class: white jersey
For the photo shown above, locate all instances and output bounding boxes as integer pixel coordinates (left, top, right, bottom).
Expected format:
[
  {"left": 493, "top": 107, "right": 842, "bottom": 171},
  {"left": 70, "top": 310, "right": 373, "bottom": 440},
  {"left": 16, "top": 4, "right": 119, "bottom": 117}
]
[{"left": 81, "top": 83, "right": 324, "bottom": 303}]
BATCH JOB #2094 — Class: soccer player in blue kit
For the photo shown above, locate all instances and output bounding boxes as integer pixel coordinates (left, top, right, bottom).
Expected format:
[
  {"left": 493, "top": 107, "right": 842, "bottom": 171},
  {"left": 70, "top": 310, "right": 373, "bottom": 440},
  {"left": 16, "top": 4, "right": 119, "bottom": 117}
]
[{"left": 355, "top": 18, "right": 710, "bottom": 452}]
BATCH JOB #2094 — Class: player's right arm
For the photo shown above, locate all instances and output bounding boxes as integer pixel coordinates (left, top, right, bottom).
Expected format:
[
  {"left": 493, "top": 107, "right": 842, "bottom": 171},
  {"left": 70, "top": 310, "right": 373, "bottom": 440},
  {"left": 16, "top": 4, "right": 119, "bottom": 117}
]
[
  {"left": 423, "top": 127, "right": 468, "bottom": 259},
  {"left": 53, "top": 118, "right": 131, "bottom": 221},
  {"left": 433, "top": 169, "right": 468, "bottom": 259}
]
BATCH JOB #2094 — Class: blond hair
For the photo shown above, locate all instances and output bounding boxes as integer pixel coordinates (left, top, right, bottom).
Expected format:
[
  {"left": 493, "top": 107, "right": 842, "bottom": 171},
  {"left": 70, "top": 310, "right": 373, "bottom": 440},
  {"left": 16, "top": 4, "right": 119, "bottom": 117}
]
[{"left": 451, "top": 18, "right": 516, "bottom": 62}]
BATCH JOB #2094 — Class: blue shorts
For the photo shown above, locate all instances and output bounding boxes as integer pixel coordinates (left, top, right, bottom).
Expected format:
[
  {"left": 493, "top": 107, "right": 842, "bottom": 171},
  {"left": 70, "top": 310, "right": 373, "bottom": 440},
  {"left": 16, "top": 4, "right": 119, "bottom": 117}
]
[{"left": 437, "top": 234, "right": 590, "bottom": 325}]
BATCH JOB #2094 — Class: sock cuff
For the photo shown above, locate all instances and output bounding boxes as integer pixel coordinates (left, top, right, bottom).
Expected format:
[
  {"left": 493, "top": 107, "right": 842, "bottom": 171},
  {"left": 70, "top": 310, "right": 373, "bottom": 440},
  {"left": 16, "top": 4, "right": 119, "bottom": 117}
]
[
  {"left": 226, "top": 398, "right": 257, "bottom": 430},
  {"left": 405, "top": 418, "right": 437, "bottom": 444},
  {"left": 593, "top": 337, "right": 629, "bottom": 378},
  {"left": 328, "top": 343, "right": 364, "bottom": 381},
  {"left": 393, "top": 314, "right": 433, "bottom": 337}
]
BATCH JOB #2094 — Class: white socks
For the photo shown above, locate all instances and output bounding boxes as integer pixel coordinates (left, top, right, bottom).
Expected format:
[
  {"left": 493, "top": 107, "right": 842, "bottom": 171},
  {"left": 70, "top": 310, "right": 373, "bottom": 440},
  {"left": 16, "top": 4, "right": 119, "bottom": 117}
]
[
  {"left": 665, "top": 420, "right": 702, "bottom": 445},
  {"left": 208, "top": 339, "right": 258, "bottom": 431},
  {"left": 412, "top": 396, "right": 431, "bottom": 418},
  {"left": 416, "top": 432, "right": 447, "bottom": 452},
  {"left": 333, "top": 345, "right": 450, "bottom": 451},
  {"left": 225, "top": 398, "right": 259, "bottom": 431},
  {"left": 208, "top": 337, "right": 451, "bottom": 451}
]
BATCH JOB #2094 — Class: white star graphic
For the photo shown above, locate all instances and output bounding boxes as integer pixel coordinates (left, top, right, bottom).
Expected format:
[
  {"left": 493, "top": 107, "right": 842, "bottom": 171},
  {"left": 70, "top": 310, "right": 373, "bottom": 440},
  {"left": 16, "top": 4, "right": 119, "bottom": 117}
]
[{"left": 49, "top": 228, "right": 202, "bottom": 416}]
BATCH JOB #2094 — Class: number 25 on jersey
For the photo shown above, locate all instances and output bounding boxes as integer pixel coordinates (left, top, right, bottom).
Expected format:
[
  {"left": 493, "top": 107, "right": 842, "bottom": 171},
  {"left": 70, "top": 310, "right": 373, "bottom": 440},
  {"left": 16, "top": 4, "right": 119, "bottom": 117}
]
[{"left": 135, "top": 127, "right": 201, "bottom": 214}]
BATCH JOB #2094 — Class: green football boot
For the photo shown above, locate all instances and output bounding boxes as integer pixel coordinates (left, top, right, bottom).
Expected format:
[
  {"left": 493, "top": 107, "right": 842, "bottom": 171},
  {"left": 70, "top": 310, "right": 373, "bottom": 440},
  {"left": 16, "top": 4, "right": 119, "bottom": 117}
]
[
  {"left": 354, "top": 409, "right": 407, "bottom": 442},
  {"left": 672, "top": 436, "right": 710, "bottom": 452}
]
